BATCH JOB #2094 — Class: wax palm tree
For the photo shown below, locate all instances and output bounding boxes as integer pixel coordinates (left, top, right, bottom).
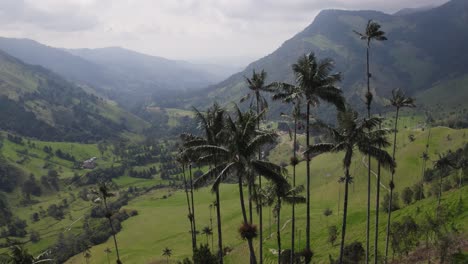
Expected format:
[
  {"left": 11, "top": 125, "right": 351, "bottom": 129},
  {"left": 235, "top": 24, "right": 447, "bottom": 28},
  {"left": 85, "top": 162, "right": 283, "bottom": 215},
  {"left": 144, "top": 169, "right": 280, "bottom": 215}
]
[
  {"left": 192, "top": 106, "right": 288, "bottom": 264},
  {"left": 202, "top": 226, "right": 214, "bottom": 247},
  {"left": 96, "top": 184, "right": 122, "bottom": 264},
  {"left": 292, "top": 53, "right": 345, "bottom": 263},
  {"left": 242, "top": 69, "right": 277, "bottom": 264},
  {"left": 162, "top": 247, "right": 172, "bottom": 264},
  {"left": 306, "top": 107, "right": 395, "bottom": 264},
  {"left": 354, "top": 20, "right": 387, "bottom": 263},
  {"left": 272, "top": 82, "right": 303, "bottom": 263},
  {"left": 272, "top": 182, "right": 306, "bottom": 264},
  {"left": 182, "top": 103, "right": 227, "bottom": 264},
  {"left": 176, "top": 150, "right": 196, "bottom": 253},
  {"left": 383, "top": 89, "right": 415, "bottom": 262}
]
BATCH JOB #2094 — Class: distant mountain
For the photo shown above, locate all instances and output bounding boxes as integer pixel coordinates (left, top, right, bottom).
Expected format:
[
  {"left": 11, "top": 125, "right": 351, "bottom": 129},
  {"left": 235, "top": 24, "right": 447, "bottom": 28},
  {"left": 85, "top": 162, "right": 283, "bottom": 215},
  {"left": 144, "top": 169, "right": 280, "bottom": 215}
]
[
  {"left": 0, "top": 38, "right": 236, "bottom": 108},
  {"left": 0, "top": 50, "right": 148, "bottom": 141},
  {"left": 67, "top": 46, "right": 235, "bottom": 92},
  {"left": 394, "top": 6, "right": 435, "bottom": 16},
  {"left": 188, "top": 0, "right": 468, "bottom": 117}
]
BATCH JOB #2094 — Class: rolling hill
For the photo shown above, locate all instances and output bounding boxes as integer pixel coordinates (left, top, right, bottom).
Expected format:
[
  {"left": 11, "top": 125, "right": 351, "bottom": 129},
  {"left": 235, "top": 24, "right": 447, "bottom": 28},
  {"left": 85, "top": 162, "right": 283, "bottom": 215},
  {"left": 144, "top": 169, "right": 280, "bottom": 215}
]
[
  {"left": 0, "top": 50, "right": 148, "bottom": 141},
  {"left": 187, "top": 0, "right": 468, "bottom": 117},
  {"left": 0, "top": 38, "right": 236, "bottom": 109}
]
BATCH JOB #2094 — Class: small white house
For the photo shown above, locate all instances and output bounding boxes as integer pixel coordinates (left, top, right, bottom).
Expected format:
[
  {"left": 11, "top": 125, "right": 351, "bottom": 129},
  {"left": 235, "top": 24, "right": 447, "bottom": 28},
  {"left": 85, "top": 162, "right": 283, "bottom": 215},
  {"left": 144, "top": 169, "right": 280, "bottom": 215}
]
[{"left": 82, "top": 157, "right": 97, "bottom": 169}]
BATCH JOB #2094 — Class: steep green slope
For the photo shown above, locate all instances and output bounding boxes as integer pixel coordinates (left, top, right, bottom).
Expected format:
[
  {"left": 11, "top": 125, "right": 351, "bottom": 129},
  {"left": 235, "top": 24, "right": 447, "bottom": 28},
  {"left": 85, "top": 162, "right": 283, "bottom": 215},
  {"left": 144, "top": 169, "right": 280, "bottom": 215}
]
[
  {"left": 187, "top": 0, "right": 468, "bottom": 117},
  {"left": 65, "top": 124, "right": 468, "bottom": 263},
  {"left": 0, "top": 50, "right": 148, "bottom": 141}
]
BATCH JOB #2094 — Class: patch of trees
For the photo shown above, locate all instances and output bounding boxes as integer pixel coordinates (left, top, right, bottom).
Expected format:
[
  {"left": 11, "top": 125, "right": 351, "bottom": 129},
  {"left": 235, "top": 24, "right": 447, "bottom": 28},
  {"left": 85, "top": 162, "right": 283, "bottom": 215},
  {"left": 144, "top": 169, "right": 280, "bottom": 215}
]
[
  {"left": 7, "top": 134, "right": 24, "bottom": 145},
  {"left": 90, "top": 193, "right": 130, "bottom": 218},
  {"left": 41, "top": 170, "right": 60, "bottom": 191},
  {"left": 55, "top": 149, "right": 76, "bottom": 162},
  {"left": 0, "top": 155, "right": 21, "bottom": 192},
  {"left": 47, "top": 201, "right": 69, "bottom": 220},
  {"left": 22, "top": 174, "right": 42, "bottom": 198},
  {"left": 78, "top": 166, "right": 125, "bottom": 186},
  {"left": 0, "top": 217, "right": 28, "bottom": 238},
  {"left": 0, "top": 194, "right": 12, "bottom": 226},
  {"left": 128, "top": 167, "right": 156, "bottom": 179},
  {"left": 46, "top": 206, "right": 137, "bottom": 263}
]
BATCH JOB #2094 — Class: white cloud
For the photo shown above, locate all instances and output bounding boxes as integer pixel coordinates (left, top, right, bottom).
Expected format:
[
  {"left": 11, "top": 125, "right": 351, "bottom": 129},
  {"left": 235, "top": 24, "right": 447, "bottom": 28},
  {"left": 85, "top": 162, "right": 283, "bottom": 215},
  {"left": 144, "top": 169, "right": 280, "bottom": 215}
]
[{"left": 0, "top": 0, "right": 450, "bottom": 65}]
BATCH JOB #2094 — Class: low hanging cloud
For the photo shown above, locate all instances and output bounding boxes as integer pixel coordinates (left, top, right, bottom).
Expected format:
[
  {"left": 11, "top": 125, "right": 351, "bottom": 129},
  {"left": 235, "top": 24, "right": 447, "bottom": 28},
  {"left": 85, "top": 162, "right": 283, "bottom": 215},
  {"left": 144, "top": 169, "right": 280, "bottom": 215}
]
[
  {"left": 0, "top": 0, "right": 98, "bottom": 31},
  {"left": 0, "top": 0, "right": 450, "bottom": 64}
]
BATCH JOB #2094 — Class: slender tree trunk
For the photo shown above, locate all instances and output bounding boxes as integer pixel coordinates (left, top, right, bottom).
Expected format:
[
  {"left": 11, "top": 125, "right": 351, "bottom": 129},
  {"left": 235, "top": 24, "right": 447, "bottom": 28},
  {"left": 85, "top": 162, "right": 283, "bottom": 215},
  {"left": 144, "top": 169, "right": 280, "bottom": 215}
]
[
  {"left": 182, "top": 166, "right": 195, "bottom": 252},
  {"left": 339, "top": 167, "right": 351, "bottom": 264},
  {"left": 239, "top": 175, "right": 257, "bottom": 264},
  {"left": 277, "top": 198, "right": 281, "bottom": 264},
  {"left": 107, "top": 252, "right": 110, "bottom": 264},
  {"left": 384, "top": 108, "right": 400, "bottom": 263},
  {"left": 189, "top": 164, "right": 197, "bottom": 247},
  {"left": 291, "top": 114, "right": 297, "bottom": 264},
  {"left": 215, "top": 188, "right": 224, "bottom": 264},
  {"left": 365, "top": 41, "right": 372, "bottom": 264},
  {"left": 305, "top": 102, "right": 312, "bottom": 264},
  {"left": 374, "top": 156, "right": 382, "bottom": 263},
  {"left": 256, "top": 92, "right": 264, "bottom": 264},
  {"left": 437, "top": 173, "right": 443, "bottom": 218},
  {"left": 103, "top": 198, "right": 121, "bottom": 263}
]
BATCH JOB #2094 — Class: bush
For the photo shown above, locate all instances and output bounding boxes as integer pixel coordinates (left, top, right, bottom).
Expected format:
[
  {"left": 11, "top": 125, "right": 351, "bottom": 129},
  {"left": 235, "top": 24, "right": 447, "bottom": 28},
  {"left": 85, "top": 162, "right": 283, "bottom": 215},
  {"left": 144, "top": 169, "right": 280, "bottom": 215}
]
[
  {"left": 30, "top": 230, "right": 40, "bottom": 243},
  {"left": 328, "top": 226, "right": 338, "bottom": 246},
  {"left": 402, "top": 187, "right": 414, "bottom": 205},
  {"left": 342, "top": 241, "right": 365, "bottom": 264},
  {"left": 412, "top": 182, "right": 425, "bottom": 201},
  {"left": 381, "top": 192, "right": 400, "bottom": 213}
]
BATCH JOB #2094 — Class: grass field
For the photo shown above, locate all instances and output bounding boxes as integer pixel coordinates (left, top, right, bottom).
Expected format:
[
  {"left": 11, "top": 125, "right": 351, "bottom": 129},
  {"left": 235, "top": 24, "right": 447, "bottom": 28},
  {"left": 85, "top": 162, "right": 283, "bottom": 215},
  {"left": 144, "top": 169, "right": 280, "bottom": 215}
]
[{"left": 65, "top": 125, "right": 468, "bottom": 263}]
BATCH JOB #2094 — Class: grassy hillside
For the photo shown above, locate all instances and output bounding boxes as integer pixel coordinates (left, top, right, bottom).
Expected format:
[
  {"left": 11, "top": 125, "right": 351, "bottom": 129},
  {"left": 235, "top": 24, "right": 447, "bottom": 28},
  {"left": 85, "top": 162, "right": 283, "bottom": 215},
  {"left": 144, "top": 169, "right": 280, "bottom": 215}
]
[
  {"left": 0, "top": 50, "right": 149, "bottom": 141},
  {"left": 65, "top": 123, "right": 468, "bottom": 263},
  {"left": 186, "top": 0, "right": 468, "bottom": 119}
]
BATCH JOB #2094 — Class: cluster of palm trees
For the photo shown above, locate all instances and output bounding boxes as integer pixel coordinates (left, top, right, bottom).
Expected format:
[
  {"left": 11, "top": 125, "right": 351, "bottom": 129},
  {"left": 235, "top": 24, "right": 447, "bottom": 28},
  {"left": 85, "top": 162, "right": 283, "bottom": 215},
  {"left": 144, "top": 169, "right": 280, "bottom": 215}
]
[{"left": 176, "top": 20, "right": 418, "bottom": 264}]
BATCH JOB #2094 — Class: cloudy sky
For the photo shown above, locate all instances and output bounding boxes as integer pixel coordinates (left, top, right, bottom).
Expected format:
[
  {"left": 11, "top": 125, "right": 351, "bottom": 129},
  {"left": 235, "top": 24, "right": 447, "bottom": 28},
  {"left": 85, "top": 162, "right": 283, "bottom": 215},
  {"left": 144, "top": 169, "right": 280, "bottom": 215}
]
[{"left": 0, "top": 0, "right": 449, "bottom": 66}]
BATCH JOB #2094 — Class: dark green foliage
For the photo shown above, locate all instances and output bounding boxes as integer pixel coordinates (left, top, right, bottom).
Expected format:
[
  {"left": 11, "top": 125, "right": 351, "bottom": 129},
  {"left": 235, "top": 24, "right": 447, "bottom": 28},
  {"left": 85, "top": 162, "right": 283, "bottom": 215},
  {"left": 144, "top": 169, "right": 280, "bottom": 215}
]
[
  {"left": 21, "top": 174, "right": 42, "bottom": 197},
  {"left": 328, "top": 226, "right": 338, "bottom": 246},
  {"left": 47, "top": 204, "right": 65, "bottom": 220},
  {"left": 390, "top": 216, "right": 420, "bottom": 257},
  {"left": 412, "top": 182, "right": 425, "bottom": 201},
  {"left": 29, "top": 230, "right": 40, "bottom": 243},
  {"left": 402, "top": 187, "right": 414, "bottom": 205},
  {"left": 381, "top": 192, "right": 400, "bottom": 213},
  {"left": 193, "top": 244, "right": 217, "bottom": 264},
  {"left": 55, "top": 149, "right": 76, "bottom": 162},
  {"left": 6, "top": 218, "right": 28, "bottom": 237},
  {"left": 0, "top": 155, "right": 21, "bottom": 192},
  {"left": 0, "top": 193, "right": 12, "bottom": 226},
  {"left": 342, "top": 241, "right": 365, "bottom": 264}
]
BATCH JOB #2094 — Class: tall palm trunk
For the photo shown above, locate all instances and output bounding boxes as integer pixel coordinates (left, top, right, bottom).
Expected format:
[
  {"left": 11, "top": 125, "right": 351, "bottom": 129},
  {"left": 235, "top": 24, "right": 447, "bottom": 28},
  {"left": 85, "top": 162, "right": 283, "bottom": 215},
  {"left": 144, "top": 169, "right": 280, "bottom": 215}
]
[
  {"left": 291, "top": 114, "right": 297, "bottom": 264},
  {"left": 189, "top": 164, "right": 197, "bottom": 247},
  {"left": 215, "top": 187, "right": 224, "bottom": 264},
  {"left": 182, "top": 166, "right": 195, "bottom": 252},
  {"left": 256, "top": 92, "right": 264, "bottom": 264},
  {"left": 339, "top": 167, "right": 351, "bottom": 263},
  {"left": 305, "top": 102, "right": 312, "bottom": 264},
  {"left": 276, "top": 197, "right": 282, "bottom": 264},
  {"left": 365, "top": 40, "right": 372, "bottom": 264},
  {"left": 239, "top": 175, "right": 257, "bottom": 264},
  {"left": 103, "top": 198, "right": 121, "bottom": 263},
  {"left": 374, "top": 156, "right": 382, "bottom": 263},
  {"left": 384, "top": 108, "right": 399, "bottom": 262}
]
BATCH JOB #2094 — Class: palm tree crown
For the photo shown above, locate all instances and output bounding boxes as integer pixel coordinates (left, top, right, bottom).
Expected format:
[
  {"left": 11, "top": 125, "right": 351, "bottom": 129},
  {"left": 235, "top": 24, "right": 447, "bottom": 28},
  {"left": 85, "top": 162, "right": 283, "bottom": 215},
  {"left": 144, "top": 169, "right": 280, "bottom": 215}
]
[{"left": 354, "top": 20, "right": 388, "bottom": 47}]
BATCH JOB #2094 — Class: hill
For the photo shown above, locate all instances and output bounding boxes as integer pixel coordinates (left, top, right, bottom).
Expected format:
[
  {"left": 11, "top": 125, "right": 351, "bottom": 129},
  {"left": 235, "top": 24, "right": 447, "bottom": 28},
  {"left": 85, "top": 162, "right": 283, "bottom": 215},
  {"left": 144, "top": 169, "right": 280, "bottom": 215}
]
[
  {"left": 187, "top": 0, "right": 468, "bottom": 117},
  {"left": 64, "top": 122, "right": 468, "bottom": 263},
  {"left": 0, "top": 37, "right": 236, "bottom": 109},
  {"left": 0, "top": 50, "right": 148, "bottom": 141}
]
